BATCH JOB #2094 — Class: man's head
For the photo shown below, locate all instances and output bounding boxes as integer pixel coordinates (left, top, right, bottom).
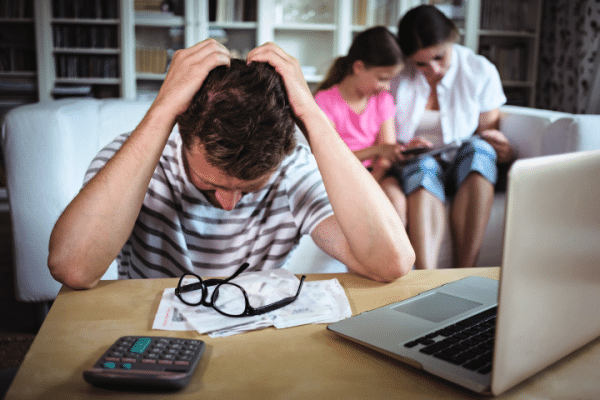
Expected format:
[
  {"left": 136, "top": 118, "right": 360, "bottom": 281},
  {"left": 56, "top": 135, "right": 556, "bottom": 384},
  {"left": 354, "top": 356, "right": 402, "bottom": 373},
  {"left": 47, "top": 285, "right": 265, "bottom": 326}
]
[{"left": 177, "top": 59, "right": 297, "bottom": 182}]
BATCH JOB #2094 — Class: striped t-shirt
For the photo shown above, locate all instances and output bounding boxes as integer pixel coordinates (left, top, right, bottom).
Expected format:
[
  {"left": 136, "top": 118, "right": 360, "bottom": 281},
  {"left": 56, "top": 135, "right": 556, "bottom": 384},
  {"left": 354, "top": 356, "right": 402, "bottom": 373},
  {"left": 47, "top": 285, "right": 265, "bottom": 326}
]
[{"left": 84, "top": 130, "right": 334, "bottom": 279}]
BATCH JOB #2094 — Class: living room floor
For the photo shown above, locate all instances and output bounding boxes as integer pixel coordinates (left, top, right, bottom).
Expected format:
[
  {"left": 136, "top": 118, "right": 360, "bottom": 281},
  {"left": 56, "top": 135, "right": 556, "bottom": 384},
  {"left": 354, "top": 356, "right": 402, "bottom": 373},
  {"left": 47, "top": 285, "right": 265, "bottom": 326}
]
[{"left": 0, "top": 210, "right": 38, "bottom": 371}]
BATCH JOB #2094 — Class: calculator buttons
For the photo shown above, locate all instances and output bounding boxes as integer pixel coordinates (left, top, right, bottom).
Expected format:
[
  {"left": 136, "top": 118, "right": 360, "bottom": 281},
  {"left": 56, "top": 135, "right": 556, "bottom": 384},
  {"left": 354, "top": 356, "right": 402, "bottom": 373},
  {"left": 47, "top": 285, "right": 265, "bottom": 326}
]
[{"left": 85, "top": 336, "right": 206, "bottom": 390}]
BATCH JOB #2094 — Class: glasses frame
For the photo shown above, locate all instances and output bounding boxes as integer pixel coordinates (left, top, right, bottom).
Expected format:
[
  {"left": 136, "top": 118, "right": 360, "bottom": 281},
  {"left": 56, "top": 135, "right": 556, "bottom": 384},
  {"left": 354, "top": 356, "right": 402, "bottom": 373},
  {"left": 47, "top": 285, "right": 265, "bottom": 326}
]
[{"left": 175, "top": 263, "right": 307, "bottom": 318}]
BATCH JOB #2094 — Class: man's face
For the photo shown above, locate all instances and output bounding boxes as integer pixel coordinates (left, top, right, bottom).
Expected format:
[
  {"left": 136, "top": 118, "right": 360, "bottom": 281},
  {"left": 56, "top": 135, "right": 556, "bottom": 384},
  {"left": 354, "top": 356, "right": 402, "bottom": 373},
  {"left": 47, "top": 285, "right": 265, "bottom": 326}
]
[{"left": 183, "top": 144, "right": 273, "bottom": 211}]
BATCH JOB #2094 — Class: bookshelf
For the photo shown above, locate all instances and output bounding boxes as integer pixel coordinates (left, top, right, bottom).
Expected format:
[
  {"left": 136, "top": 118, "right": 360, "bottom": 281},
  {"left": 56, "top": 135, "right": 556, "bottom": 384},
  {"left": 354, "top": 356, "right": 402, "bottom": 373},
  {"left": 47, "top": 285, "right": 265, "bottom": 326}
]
[
  {"left": 476, "top": 0, "right": 542, "bottom": 107},
  {"left": 0, "top": 0, "right": 542, "bottom": 106},
  {"left": 0, "top": 0, "right": 37, "bottom": 123},
  {"left": 44, "top": 0, "right": 122, "bottom": 99}
]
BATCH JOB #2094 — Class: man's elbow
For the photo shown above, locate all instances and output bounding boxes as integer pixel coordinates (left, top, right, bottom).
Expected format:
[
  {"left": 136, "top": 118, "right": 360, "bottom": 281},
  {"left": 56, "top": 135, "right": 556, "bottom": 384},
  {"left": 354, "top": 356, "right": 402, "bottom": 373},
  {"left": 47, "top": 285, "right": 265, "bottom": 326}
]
[
  {"left": 48, "top": 251, "right": 100, "bottom": 290},
  {"left": 371, "top": 246, "right": 416, "bottom": 283}
]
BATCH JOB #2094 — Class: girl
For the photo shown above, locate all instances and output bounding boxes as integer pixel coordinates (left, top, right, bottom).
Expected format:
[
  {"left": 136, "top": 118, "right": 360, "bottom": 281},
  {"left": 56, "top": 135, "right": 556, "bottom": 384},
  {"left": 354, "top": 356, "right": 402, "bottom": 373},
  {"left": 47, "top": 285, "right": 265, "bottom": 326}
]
[{"left": 314, "top": 26, "right": 407, "bottom": 221}]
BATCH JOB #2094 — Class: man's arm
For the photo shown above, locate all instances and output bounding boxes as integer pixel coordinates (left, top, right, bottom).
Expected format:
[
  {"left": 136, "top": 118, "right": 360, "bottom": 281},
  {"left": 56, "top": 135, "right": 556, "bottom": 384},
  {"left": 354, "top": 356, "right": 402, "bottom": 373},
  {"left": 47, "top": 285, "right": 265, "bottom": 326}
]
[
  {"left": 247, "top": 43, "right": 415, "bottom": 282},
  {"left": 48, "top": 39, "right": 231, "bottom": 290}
]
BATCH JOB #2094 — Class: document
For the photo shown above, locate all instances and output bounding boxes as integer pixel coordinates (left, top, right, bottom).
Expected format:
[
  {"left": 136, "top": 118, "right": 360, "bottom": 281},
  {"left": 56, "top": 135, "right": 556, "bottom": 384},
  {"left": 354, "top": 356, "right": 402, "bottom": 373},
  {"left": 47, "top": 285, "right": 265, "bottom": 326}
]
[{"left": 152, "top": 269, "right": 352, "bottom": 337}]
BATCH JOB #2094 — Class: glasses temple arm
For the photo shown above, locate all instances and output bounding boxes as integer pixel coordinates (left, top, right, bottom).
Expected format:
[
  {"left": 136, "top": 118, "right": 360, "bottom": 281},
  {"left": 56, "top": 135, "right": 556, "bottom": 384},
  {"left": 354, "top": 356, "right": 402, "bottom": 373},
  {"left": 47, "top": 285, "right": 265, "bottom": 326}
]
[{"left": 250, "top": 275, "right": 307, "bottom": 315}]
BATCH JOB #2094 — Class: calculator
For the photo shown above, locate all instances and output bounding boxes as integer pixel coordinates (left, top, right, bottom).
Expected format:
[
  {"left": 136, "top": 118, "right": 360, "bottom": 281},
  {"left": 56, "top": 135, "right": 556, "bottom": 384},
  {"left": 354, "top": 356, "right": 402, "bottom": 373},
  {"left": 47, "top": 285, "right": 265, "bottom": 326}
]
[{"left": 83, "top": 336, "right": 206, "bottom": 390}]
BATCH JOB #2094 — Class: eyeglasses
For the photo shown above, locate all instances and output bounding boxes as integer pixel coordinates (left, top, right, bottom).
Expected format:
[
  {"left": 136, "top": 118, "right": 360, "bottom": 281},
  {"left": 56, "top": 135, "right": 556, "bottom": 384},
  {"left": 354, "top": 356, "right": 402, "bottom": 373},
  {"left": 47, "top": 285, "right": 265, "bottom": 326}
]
[{"left": 175, "top": 263, "right": 306, "bottom": 318}]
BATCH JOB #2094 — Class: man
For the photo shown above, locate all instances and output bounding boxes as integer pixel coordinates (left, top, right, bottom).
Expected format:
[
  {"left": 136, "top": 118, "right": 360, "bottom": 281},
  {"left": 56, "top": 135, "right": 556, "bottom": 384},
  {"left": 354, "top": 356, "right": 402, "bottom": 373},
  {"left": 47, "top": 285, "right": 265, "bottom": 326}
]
[{"left": 48, "top": 40, "right": 415, "bottom": 289}]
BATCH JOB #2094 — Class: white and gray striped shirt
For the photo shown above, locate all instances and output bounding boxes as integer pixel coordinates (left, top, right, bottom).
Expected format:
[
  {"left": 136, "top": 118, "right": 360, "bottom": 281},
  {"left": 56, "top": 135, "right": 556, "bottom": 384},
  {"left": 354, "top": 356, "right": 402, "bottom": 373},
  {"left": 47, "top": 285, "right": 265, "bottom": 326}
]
[{"left": 84, "top": 130, "right": 333, "bottom": 279}]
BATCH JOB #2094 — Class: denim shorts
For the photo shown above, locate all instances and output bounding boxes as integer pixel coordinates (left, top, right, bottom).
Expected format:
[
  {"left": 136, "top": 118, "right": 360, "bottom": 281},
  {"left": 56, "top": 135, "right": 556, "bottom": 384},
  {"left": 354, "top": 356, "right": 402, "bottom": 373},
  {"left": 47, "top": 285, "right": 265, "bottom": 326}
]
[{"left": 388, "top": 137, "right": 498, "bottom": 202}]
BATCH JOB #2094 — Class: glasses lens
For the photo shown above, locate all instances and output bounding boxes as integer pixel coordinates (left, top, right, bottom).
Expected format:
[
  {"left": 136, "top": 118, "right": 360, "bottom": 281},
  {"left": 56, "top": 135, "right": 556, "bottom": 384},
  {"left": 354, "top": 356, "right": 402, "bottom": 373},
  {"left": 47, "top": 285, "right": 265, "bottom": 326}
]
[
  {"left": 213, "top": 283, "right": 247, "bottom": 316},
  {"left": 178, "top": 275, "right": 204, "bottom": 305}
]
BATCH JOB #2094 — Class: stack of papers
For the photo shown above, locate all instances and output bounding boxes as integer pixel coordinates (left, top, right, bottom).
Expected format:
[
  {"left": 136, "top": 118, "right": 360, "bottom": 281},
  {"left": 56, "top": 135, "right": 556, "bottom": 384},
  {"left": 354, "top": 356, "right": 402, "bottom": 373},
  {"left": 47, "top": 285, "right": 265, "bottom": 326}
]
[{"left": 153, "top": 269, "right": 352, "bottom": 338}]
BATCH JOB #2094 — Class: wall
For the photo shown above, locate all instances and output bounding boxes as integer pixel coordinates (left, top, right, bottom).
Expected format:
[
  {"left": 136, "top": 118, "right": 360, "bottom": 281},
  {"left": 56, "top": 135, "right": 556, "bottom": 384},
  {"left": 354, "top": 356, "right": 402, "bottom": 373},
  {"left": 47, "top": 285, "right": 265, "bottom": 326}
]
[{"left": 536, "top": 0, "right": 600, "bottom": 114}]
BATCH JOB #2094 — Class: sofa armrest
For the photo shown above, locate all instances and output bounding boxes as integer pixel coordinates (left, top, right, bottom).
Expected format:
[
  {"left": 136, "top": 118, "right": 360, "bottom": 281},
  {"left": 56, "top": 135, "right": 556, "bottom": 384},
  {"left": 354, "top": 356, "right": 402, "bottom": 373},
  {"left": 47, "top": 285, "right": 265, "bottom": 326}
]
[
  {"left": 542, "top": 114, "right": 600, "bottom": 155},
  {"left": 2, "top": 99, "right": 152, "bottom": 302},
  {"left": 499, "top": 105, "right": 569, "bottom": 159}
]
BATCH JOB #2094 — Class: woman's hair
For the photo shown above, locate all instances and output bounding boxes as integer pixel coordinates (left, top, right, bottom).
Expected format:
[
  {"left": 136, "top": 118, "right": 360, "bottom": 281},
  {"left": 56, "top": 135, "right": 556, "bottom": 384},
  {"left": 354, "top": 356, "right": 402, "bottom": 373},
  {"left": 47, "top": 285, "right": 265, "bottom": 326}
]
[
  {"left": 397, "top": 5, "right": 459, "bottom": 58},
  {"left": 315, "top": 26, "right": 402, "bottom": 93},
  {"left": 176, "top": 59, "right": 296, "bottom": 181}
]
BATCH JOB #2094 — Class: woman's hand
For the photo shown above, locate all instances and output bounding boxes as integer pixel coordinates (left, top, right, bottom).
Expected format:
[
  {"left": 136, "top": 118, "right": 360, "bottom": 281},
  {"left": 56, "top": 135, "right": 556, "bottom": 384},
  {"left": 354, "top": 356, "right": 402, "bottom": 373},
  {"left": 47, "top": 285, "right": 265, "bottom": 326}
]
[
  {"left": 406, "top": 137, "right": 433, "bottom": 149},
  {"left": 478, "top": 129, "right": 514, "bottom": 163}
]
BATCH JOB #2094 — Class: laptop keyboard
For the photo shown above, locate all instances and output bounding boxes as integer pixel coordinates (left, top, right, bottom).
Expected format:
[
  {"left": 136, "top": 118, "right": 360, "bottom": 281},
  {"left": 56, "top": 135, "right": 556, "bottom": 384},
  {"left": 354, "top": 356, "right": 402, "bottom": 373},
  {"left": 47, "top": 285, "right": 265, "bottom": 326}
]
[{"left": 403, "top": 307, "right": 497, "bottom": 375}]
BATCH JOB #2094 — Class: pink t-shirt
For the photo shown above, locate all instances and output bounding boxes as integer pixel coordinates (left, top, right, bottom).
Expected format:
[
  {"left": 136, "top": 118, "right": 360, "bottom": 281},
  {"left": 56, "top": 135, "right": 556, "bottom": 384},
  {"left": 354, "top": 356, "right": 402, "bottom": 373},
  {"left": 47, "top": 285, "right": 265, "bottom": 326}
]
[{"left": 314, "top": 85, "right": 396, "bottom": 166}]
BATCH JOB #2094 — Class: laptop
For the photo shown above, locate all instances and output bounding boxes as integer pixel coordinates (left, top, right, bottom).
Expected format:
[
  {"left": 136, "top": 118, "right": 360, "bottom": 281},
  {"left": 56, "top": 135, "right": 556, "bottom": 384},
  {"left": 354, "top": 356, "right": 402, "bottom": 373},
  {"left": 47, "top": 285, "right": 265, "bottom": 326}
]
[{"left": 328, "top": 150, "right": 600, "bottom": 395}]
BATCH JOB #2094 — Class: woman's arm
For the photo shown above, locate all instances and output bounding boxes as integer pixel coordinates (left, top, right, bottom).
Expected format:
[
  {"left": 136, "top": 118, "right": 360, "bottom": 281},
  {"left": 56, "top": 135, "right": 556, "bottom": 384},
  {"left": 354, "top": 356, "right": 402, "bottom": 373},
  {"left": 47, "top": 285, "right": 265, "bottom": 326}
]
[{"left": 477, "top": 108, "right": 514, "bottom": 163}]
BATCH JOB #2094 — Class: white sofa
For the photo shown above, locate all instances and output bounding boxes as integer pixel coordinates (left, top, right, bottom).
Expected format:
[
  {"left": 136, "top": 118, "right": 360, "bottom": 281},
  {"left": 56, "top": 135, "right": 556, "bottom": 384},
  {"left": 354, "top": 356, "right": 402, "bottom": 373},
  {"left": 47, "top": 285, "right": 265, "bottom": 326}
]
[{"left": 2, "top": 99, "right": 600, "bottom": 310}]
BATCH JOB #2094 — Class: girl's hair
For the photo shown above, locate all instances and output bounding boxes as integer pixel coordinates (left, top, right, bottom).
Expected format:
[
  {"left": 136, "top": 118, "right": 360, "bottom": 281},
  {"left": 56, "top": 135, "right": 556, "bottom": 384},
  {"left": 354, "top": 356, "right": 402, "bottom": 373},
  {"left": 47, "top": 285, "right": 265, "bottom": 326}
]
[
  {"left": 397, "top": 5, "right": 459, "bottom": 58},
  {"left": 315, "top": 26, "right": 402, "bottom": 93}
]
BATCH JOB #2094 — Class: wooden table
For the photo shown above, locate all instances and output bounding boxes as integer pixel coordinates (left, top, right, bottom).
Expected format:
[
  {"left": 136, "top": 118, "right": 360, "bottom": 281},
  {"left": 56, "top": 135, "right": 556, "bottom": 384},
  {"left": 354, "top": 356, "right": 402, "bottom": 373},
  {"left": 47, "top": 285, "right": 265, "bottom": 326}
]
[{"left": 6, "top": 268, "right": 600, "bottom": 399}]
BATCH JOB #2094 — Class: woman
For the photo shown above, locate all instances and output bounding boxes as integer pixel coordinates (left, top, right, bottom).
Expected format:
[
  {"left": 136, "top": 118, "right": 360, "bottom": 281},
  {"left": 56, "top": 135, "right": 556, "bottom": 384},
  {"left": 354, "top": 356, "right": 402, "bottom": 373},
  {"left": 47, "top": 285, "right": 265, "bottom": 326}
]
[
  {"left": 314, "top": 26, "right": 407, "bottom": 221},
  {"left": 390, "top": 5, "right": 514, "bottom": 269}
]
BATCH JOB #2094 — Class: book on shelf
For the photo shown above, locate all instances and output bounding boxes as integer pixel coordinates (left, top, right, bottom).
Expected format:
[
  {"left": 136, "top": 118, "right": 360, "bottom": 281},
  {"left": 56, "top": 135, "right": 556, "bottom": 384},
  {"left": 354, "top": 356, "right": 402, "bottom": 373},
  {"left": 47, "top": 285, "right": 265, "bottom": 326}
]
[
  {"left": 353, "top": 0, "right": 367, "bottom": 26},
  {"left": 0, "top": 0, "right": 33, "bottom": 18},
  {"left": 53, "top": 24, "right": 118, "bottom": 49},
  {"left": 52, "top": 84, "right": 92, "bottom": 96},
  {"left": 135, "top": 0, "right": 184, "bottom": 15},
  {"left": 0, "top": 81, "right": 36, "bottom": 92},
  {"left": 480, "top": 0, "right": 537, "bottom": 32},
  {"left": 52, "top": 0, "right": 118, "bottom": 19},
  {"left": 136, "top": 47, "right": 168, "bottom": 74},
  {"left": 56, "top": 54, "right": 119, "bottom": 78},
  {"left": 209, "top": 0, "right": 256, "bottom": 22},
  {"left": 479, "top": 43, "right": 527, "bottom": 82}
]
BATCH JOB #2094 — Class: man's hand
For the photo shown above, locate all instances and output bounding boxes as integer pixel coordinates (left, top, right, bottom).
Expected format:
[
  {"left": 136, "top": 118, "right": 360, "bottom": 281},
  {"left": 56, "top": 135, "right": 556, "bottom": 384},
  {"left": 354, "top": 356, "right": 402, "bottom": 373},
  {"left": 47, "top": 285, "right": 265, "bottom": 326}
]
[
  {"left": 246, "top": 43, "right": 316, "bottom": 122},
  {"left": 152, "top": 39, "right": 231, "bottom": 118}
]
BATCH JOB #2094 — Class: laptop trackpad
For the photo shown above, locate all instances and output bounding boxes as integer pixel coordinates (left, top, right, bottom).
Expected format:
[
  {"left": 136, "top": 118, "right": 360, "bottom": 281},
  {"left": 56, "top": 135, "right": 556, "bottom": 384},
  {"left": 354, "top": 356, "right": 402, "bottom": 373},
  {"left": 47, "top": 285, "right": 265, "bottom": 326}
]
[{"left": 392, "top": 292, "right": 482, "bottom": 323}]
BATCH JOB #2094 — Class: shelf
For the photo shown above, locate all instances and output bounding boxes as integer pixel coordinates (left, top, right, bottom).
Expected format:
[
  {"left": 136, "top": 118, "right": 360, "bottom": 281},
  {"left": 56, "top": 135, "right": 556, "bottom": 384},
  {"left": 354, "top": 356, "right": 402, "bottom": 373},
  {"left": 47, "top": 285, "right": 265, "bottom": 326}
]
[
  {"left": 0, "top": 71, "right": 36, "bottom": 78},
  {"left": 136, "top": 72, "right": 166, "bottom": 80},
  {"left": 274, "top": 23, "right": 337, "bottom": 31},
  {"left": 479, "top": 30, "right": 537, "bottom": 38},
  {"left": 55, "top": 77, "right": 121, "bottom": 85},
  {"left": 501, "top": 80, "right": 535, "bottom": 88},
  {"left": 135, "top": 13, "right": 184, "bottom": 27},
  {"left": 0, "top": 18, "right": 34, "bottom": 23},
  {"left": 51, "top": 18, "right": 120, "bottom": 25},
  {"left": 209, "top": 21, "right": 257, "bottom": 29},
  {"left": 53, "top": 48, "right": 121, "bottom": 55}
]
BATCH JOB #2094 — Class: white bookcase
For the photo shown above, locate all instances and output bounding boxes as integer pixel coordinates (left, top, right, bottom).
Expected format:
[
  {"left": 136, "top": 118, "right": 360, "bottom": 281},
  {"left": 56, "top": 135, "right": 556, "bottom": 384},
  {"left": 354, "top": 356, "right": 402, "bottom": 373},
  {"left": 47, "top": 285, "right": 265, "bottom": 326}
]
[{"left": 1, "top": 0, "right": 541, "bottom": 106}]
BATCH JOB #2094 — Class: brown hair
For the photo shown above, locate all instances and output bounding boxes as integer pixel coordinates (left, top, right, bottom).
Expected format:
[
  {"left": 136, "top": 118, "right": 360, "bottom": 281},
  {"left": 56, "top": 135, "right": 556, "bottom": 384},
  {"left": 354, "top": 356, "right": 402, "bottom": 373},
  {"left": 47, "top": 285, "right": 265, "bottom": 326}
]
[
  {"left": 397, "top": 5, "right": 459, "bottom": 57},
  {"left": 176, "top": 59, "right": 297, "bottom": 181},
  {"left": 315, "top": 26, "right": 402, "bottom": 93}
]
